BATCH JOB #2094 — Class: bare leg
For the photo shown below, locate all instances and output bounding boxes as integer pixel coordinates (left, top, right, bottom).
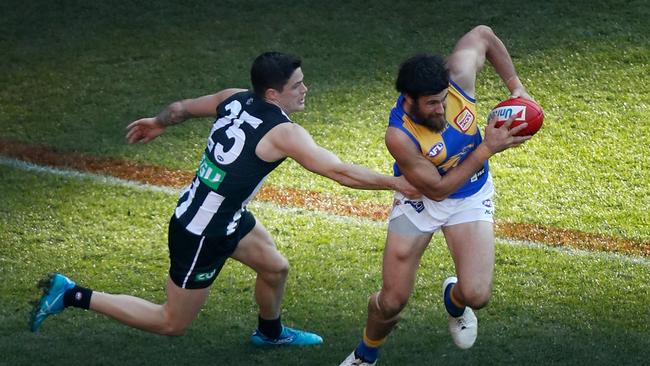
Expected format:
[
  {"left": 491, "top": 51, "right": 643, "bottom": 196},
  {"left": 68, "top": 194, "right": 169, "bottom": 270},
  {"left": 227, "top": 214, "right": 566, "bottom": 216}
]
[
  {"left": 442, "top": 220, "right": 495, "bottom": 309},
  {"left": 230, "top": 221, "right": 289, "bottom": 320},
  {"left": 89, "top": 276, "right": 210, "bottom": 336},
  {"left": 365, "top": 228, "right": 432, "bottom": 340}
]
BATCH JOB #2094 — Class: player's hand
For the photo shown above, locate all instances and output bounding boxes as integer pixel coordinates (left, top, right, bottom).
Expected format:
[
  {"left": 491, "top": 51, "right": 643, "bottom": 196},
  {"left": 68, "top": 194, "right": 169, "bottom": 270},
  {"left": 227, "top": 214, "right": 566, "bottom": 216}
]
[
  {"left": 395, "top": 175, "right": 421, "bottom": 199},
  {"left": 483, "top": 115, "right": 531, "bottom": 154},
  {"left": 126, "top": 117, "right": 165, "bottom": 144},
  {"left": 510, "top": 86, "right": 534, "bottom": 102}
]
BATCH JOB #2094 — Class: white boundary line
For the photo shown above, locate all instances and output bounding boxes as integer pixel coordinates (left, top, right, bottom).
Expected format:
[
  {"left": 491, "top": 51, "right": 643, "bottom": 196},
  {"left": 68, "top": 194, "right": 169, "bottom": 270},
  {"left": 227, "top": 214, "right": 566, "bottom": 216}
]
[{"left": 2, "top": 156, "right": 648, "bottom": 265}]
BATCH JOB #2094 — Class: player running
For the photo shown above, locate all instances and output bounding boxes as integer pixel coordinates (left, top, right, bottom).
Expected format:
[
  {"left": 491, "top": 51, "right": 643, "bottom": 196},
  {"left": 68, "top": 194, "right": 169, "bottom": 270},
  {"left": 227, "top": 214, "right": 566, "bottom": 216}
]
[{"left": 340, "top": 25, "right": 535, "bottom": 365}]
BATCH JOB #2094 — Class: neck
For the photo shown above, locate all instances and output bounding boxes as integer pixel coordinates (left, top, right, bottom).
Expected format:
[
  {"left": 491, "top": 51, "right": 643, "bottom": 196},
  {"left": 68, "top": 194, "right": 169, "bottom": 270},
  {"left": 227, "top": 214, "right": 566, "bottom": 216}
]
[{"left": 265, "top": 98, "right": 289, "bottom": 115}]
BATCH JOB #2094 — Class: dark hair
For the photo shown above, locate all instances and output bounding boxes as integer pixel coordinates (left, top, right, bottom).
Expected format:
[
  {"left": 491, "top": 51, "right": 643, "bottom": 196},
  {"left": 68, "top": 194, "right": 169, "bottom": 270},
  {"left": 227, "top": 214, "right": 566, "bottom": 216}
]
[
  {"left": 251, "top": 52, "right": 302, "bottom": 97},
  {"left": 395, "top": 54, "right": 449, "bottom": 98}
]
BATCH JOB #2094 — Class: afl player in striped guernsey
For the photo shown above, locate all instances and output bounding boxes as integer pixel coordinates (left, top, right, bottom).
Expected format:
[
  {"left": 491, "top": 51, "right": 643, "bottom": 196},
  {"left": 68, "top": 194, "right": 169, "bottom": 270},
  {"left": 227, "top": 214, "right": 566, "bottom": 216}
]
[{"left": 30, "top": 52, "right": 419, "bottom": 347}]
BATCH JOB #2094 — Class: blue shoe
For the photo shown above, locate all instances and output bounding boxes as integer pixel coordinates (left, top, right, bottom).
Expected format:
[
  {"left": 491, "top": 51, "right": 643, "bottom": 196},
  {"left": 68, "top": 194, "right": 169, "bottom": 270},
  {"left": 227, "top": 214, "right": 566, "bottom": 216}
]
[
  {"left": 29, "top": 273, "right": 76, "bottom": 332},
  {"left": 250, "top": 326, "right": 323, "bottom": 346}
]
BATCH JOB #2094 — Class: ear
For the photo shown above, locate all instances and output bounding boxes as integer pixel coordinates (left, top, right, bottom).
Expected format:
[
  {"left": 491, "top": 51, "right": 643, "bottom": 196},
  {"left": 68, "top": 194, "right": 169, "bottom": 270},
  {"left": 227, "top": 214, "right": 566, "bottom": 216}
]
[
  {"left": 264, "top": 88, "right": 279, "bottom": 101},
  {"left": 403, "top": 94, "right": 415, "bottom": 107}
]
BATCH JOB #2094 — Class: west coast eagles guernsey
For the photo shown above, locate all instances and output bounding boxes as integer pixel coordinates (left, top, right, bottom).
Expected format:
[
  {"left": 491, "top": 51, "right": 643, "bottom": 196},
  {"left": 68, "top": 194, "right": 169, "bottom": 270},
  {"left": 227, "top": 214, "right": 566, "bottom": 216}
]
[
  {"left": 174, "top": 91, "right": 290, "bottom": 237},
  {"left": 388, "top": 80, "right": 488, "bottom": 199}
]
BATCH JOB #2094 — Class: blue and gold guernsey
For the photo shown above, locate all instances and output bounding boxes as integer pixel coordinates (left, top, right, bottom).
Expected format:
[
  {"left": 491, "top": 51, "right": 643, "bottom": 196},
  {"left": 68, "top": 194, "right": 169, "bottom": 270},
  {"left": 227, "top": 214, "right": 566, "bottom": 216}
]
[{"left": 388, "top": 80, "right": 488, "bottom": 199}]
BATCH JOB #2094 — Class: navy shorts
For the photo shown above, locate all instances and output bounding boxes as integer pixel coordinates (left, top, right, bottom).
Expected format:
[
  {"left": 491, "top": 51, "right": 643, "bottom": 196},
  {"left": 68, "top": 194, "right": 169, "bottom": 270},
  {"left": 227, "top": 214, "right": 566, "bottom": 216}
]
[{"left": 167, "top": 210, "right": 256, "bottom": 289}]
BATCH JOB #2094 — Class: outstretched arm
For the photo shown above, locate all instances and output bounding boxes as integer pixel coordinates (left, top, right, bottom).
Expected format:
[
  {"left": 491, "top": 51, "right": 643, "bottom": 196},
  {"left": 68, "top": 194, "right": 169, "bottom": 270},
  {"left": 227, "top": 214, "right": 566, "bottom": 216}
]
[
  {"left": 126, "top": 88, "right": 246, "bottom": 144},
  {"left": 446, "top": 25, "right": 531, "bottom": 100},
  {"left": 257, "top": 123, "right": 420, "bottom": 197}
]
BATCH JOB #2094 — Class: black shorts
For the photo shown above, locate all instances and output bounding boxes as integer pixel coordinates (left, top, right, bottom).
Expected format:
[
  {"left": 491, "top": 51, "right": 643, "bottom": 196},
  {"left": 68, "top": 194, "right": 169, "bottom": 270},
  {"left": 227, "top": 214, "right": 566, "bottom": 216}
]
[{"left": 167, "top": 210, "right": 256, "bottom": 289}]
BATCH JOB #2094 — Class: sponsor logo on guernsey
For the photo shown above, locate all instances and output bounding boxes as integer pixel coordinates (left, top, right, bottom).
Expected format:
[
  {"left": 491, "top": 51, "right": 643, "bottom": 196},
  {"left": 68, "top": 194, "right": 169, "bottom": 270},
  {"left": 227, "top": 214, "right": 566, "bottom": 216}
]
[
  {"left": 195, "top": 269, "right": 217, "bottom": 282},
  {"left": 454, "top": 107, "right": 475, "bottom": 132},
  {"left": 405, "top": 200, "right": 425, "bottom": 213},
  {"left": 197, "top": 153, "right": 226, "bottom": 190},
  {"left": 488, "top": 106, "right": 526, "bottom": 122},
  {"left": 427, "top": 142, "right": 445, "bottom": 158},
  {"left": 470, "top": 167, "right": 485, "bottom": 182}
]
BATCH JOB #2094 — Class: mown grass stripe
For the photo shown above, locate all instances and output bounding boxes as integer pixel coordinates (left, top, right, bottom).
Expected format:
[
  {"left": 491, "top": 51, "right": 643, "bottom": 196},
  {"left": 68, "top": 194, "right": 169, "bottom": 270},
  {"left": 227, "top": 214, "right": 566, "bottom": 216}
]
[
  {"left": 2, "top": 155, "right": 648, "bottom": 265},
  {"left": 1, "top": 138, "right": 648, "bottom": 258}
]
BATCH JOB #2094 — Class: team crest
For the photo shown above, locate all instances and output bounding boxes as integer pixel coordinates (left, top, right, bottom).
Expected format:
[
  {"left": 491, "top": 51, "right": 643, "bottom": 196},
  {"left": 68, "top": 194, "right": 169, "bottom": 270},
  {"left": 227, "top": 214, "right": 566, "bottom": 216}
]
[{"left": 454, "top": 107, "right": 475, "bottom": 132}]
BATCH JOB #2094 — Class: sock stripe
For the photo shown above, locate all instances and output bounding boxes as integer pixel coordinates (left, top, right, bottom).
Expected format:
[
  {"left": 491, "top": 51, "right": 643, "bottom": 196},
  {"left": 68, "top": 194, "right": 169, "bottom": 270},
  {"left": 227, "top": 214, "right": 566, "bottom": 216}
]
[
  {"left": 363, "top": 328, "right": 387, "bottom": 348},
  {"left": 450, "top": 285, "right": 465, "bottom": 308},
  {"left": 444, "top": 283, "right": 466, "bottom": 317}
]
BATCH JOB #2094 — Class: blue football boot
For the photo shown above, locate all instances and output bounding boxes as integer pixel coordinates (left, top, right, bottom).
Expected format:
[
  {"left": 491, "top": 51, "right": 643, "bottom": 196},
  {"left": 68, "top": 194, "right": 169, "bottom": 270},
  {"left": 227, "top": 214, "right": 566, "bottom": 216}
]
[
  {"left": 29, "top": 273, "right": 76, "bottom": 332},
  {"left": 250, "top": 326, "right": 323, "bottom": 346}
]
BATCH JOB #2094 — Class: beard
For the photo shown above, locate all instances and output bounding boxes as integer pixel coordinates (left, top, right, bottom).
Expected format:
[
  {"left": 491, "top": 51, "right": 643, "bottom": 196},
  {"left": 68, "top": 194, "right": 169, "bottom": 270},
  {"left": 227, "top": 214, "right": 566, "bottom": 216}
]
[{"left": 411, "top": 103, "right": 447, "bottom": 133}]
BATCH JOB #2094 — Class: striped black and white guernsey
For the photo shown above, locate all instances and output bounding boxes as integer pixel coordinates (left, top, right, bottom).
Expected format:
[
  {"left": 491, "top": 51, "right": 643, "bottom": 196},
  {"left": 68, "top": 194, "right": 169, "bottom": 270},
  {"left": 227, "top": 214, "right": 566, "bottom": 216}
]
[{"left": 174, "top": 91, "right": 291, "bottom": 237}]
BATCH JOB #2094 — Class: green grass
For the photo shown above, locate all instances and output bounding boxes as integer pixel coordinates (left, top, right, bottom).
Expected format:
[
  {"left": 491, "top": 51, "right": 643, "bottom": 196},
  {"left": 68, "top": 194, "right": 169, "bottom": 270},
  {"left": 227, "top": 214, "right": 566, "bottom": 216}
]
[
  {"left": 1, "top": 0, "right": 648, "bottom": 243},
  {"left": 1, "top": 164, "right": 649, "bottom": 365},
  {"left": 1, "top": 2, "right": 649, "bottom": 364}
]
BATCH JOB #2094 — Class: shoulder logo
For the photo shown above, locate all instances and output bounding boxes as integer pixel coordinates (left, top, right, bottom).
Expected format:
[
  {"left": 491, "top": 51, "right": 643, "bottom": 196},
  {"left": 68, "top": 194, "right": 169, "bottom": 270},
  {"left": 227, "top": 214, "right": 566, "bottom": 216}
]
[{"left": 454, "top": 107, "right": 475, "bottom": 132}]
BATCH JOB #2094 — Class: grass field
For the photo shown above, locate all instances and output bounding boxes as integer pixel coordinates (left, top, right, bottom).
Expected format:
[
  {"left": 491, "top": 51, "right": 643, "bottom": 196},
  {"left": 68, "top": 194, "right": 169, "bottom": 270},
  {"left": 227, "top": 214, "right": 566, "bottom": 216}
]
[
  {"left": 1, "top": 1, "right": 649, "bottom": 365},
  {"left": 1, "top": 165, "right": 649, "bottom": 365}
]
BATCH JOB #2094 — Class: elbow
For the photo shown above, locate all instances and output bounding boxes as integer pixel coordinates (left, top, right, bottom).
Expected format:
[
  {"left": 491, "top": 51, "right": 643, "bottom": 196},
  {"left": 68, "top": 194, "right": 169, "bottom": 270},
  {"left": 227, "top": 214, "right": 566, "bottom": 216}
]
[
  {"left": 472, "top": 24, "right": 494, "bottom": 36},
  {"left": 421, "top": 183, "right": 450, "bottom": 201},
  {"left": 427, "top": 192, "right": 450, "bottom": 202},
  {"left": 426, "top": 176, "right": 456, "bottom": 200}
]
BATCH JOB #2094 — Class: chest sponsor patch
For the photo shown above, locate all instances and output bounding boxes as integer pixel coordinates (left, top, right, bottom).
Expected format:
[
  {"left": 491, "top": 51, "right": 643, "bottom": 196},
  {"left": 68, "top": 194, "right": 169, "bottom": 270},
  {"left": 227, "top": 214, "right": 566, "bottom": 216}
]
[
  {"left": 197, "top": 153, "right": 226, "bottom": 190},
  {"left": 454, "top": 107, "right": 475, "bottom": 132}
]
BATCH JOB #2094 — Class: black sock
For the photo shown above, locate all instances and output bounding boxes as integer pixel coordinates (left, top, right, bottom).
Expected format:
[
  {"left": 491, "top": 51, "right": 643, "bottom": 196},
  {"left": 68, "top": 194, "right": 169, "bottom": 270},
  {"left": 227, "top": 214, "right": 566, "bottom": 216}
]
[
  {"left": 258, "top": 315, "right": 282, "bottom": 339},
  {"left": 63, "top": 285, "right": 93, "bottom": 309}
]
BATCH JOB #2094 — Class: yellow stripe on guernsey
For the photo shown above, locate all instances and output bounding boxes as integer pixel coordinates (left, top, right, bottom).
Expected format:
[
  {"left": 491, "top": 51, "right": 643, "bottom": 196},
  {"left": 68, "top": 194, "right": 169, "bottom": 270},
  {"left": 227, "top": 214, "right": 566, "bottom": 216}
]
[
  {"left": 388, "top": 80, "right": 488, "bottom": 198},
  {"left": 400, "top": 82, "right": 477, "bottom": 169}
]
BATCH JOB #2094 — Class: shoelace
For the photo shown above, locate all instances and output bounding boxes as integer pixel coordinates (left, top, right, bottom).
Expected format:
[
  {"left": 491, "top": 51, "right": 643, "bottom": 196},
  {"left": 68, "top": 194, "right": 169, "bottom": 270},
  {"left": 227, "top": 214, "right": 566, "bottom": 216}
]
[{"left": 456, "top": 316, "right": 468, "bottom": 330}]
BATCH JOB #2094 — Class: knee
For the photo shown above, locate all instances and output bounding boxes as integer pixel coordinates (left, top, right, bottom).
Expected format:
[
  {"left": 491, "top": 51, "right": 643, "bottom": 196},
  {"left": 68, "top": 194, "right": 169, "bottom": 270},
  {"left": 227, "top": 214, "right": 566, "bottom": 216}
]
[
  {"left": 374, "top": 291, "right": 409, "bottom": 319},
  {"left": 158, "top": 318, "right": 191, "bottom": 336},
  {"left": 275, "top": 256, "right": 290, "bottom": 278},
  {"left": 261, "top": 256, "right": 289, "bottom": 283},
  {"left": 457, "top": 282, "right": 492, "bottom": 309},
  {"left": 161, "top": 325, "right": 188, "bottom": 336}
]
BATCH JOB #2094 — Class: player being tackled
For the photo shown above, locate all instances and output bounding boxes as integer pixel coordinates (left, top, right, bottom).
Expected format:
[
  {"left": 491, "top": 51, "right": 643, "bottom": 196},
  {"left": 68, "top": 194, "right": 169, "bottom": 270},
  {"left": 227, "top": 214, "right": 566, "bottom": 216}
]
[{"left": 339, "top": 25, "right": 536, "bottom": 365}]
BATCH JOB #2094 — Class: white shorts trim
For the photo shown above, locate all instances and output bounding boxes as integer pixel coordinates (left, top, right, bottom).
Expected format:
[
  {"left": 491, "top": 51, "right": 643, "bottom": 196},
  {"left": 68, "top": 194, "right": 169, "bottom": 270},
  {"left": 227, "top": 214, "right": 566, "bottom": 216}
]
[{"left": 390, "top": 176, "right": 495, "bottom": 233}]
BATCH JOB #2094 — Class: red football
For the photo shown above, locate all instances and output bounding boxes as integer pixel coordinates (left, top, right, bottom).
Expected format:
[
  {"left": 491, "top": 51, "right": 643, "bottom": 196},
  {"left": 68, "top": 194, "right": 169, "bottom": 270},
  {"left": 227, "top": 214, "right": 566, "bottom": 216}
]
[{"left": 488, "top": 97, "right": 544, "bottom": 136}]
